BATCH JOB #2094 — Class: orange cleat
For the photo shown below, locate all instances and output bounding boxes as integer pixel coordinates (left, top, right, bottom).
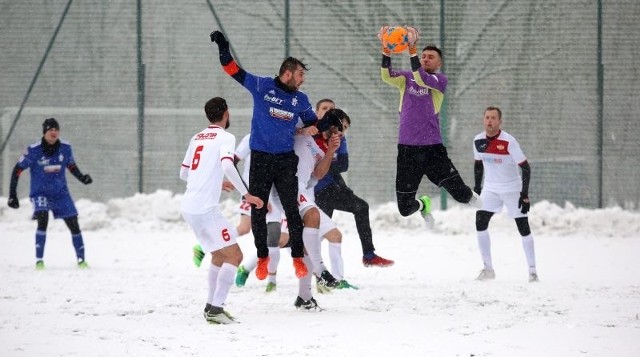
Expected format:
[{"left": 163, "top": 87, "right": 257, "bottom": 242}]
[
  {"left": 292, "top": 257, "right": 308, "bottom": 278},
  {"left": 255, "top": 257, "right": 270, "bottom": 280}
]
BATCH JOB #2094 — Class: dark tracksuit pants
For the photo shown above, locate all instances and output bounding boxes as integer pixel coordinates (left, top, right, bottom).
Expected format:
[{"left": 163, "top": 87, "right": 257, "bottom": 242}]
[
  {"left": 249, "top": 150, "right": 304, "bottom": 258},
  {"left": 315, "top": 182, "right": 375, "bottom": 255}
]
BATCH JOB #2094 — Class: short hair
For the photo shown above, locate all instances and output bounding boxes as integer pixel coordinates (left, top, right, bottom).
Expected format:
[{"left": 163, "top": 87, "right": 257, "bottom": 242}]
[
  {"left": 204, "top": 97, "right": 228, "bottom": 123},
  {"left": 279, "top": 57, "right": 308, "bottom": 76},
  {"left": 423, "top": 45, "right": 443, "bottom": 58},
  {"left": 315, "top": 98, "right": 334, "bottom": 111},
  {"left": 484, "top": 106, "right": 502, "bottom": 119}
]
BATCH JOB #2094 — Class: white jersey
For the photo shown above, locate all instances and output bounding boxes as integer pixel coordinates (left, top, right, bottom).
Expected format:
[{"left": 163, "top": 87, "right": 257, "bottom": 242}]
[
  {"left": 473, "top": 130, "right": 526, "bottom": 193},
  {"left": 294, "top": 134, "right": 325, "bottom": 190},
  {"left": 235, "top": 134, "right": 251, "bottom": 185},
  {"left": 180, "top": 125, "right": 236, "bottom": 214}
]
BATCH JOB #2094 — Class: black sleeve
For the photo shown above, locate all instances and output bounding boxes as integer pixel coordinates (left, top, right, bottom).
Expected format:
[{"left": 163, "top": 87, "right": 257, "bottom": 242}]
[
  {"left": 474, "top": 160, "right": 484, "bottom": 191},
  {"left": 381, "top": 54, "right": 391, "bottom": 69},
  {"left": 9, "top": 164, "right": 22, "bottom": 195},
  {"left": 519, "top": 161, "right": 531, "bottom": 195},
  {"left": 67, "top": 163, "right": 85, "bottom": 181}
]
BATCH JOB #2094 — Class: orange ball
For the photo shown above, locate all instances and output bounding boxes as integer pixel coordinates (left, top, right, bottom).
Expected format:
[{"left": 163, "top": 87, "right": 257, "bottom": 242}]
[{"left": 382, "top": 26, "right": 409, "bottom": 54}]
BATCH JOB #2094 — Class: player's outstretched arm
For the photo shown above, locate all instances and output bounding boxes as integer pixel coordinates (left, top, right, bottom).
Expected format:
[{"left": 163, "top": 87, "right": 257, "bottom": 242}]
[
  {"left": 210, "top": 30, "right": 245, "bottom": 84},
  {"left": 7, "top": 164, "right": 22, "bottom": 209}
]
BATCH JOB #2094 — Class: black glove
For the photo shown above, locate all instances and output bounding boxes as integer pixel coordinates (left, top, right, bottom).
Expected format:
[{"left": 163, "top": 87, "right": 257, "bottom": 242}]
[
  {"left": 80, "top": 174, "right": 93, "bottom": 185},
  {"left": 210, "top": 30, "right": 229, "bottom": 49},
  {"left": 8, "top": 193, "right": 19, "bottom": 209},
  {"left": 474, "top": 186, "right": 482, "bottom": 195},
  {"left": 518, "top": 192, "right": 530, "bottom": 214}
]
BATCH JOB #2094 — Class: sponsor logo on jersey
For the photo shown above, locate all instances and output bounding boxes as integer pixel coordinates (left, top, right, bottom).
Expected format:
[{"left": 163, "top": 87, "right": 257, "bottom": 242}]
[
  {"left": 264, "top": 91, "right": 284, "bottom": 105},
  {"left": 44, "top": 164, "right": 62, "bottom": 173},
  {"left": 408, "top": 86, "right": 430, "bottom": 96},
  {"left": 195, "top": 132, "right": 218, "bottom": 140},
  {"left": 270, "top": 107, "right": 294, "bottom": 121}
]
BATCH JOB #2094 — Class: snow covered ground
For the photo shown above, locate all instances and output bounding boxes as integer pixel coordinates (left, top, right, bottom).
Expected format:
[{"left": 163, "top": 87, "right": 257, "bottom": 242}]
[{"left": 1, "top": 190, "right": 639, "bottom": 356}]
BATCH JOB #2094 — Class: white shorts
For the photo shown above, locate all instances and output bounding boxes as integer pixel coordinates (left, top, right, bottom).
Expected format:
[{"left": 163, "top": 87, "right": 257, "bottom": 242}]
[
  {"left": 480, "top": 190, "right": 527, "bottom": 219},
  {"left": 271, "top": 187, "right": 337, "bottom": 237},
  {"left": 182, "top": 208, "right": 238, "bottom": 253}
]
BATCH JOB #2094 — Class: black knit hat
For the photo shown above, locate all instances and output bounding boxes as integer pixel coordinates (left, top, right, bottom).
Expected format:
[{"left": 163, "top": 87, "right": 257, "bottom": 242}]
[{"left": 42, "top": 117, "right": 60, "bottom": 134}]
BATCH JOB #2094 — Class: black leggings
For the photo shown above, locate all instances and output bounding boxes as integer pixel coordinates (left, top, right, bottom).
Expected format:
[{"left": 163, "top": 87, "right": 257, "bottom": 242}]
[
  {"left": 34, "top": 211, "right": 81, "bottom": 234},
  {"left": 396, "top": 144, "right": 473, "bottom": 216}
]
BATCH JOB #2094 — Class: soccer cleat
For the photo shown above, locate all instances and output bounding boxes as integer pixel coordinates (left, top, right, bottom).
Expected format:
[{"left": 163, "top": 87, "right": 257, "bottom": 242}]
[
  {"left": 265, "top": 282, "right": 277, "bottom": 293},
  {"left": 235, "top": 265, "right": 250, "bottom": 287},
  {"left": 529, "top": 272, "right": 539, "bottom": 283},
  {"left": 467, "top": 191, "right": 483, "bottom": 209},
  {"left": 77, "top": 259, "right": 89, "bottom": 269},
  {"left": 192, "top": 244, "right": 205, "bottom": 268},
  {"left": 476, "top": 268, "right": 496, "bottom": 281},
  {"left": 203, "top": 303, "right": 212, "bottom": 318},
  {"left": 255, "top": 257, "right": 270, "bottom": 280},
  {"left": 318, "top": 270, "right": 340, "bottom": 289},
  {"left": 316, "top": 278, "right": 332, "bottom": 294},
  {"left": 419, "top": 195, "right": 436, "bottom": 228},
  {"left": 362, "top": 254, "right": 395, "bottom": 268},
  {"left": 35, "top": 261, "right": 45, "bottom": 270},
  {"left": 205, "top": 306, "right": 236, "bottom": 324},
  {"left": 292, "top": 257, "right": 308, "bottom": 279},
  {"left": 337, "top": 280, "right": 359, "bottom": 290},
  {"left": 294, "top": 296, "right": 320, "bottom": 311}
]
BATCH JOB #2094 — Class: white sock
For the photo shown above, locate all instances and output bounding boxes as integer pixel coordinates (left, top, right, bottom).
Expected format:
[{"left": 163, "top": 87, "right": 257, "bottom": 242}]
[
  {"left": 207, "top": 264, "right": 221, "bottom": 305},
  {"left": 298, "top": 254, "right": 313, "bottom": 301},
  {"left": 521, "top": 234, "right": 536, "bottom": 273},
  {"left": 328, "top": 242, "right": 344, "bottom": 281},
  {"left": 211, "top": 262, "right": 236, "bottom": 308},
  {"left": 243, "top": 254, "right": 258, "bottom": 272},
  {"left": 267, "top": 247, "right": 280, "bottom": 283},
  {"left": 477, "top": 230, "right": 493, "bottom": 270},
  {"left": 302, "top": 227, "right": 325, "bottom": 276}
]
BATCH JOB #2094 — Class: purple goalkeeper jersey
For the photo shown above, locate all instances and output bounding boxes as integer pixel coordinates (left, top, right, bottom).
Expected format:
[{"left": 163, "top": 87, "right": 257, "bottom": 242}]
[{"left": 381, "top": 65, "right": 448, "bottom": 146}]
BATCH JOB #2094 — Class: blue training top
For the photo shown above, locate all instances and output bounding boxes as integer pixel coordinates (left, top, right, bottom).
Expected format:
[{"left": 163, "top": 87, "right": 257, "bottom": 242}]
[
  {"left": 241, "top": 73, "right": 317, "bottom": 154},
  {"left": 17, "top": 139, "right": 76, "bottom": 198}
]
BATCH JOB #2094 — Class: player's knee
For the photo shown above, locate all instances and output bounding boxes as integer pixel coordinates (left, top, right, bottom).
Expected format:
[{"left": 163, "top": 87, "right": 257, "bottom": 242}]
[
  {"left": 266, "top": 222, "right": 281, "bottom": 247},
  {"left": 515, "top": 217, "right": 531, "bottom": 236},
  {"left": 476, "top": 210, "right": 493, "bottom": 231},
  {"left": 302, "top": 207, "right": 320, "bottom": 227},
  {"left": 396, "top": 192, "right": 416, "bottom": 216}
]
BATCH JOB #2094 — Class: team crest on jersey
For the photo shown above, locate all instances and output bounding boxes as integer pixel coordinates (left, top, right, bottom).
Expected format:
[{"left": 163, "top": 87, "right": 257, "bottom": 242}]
[
  {"left": 497, "top": 144, "right": 505, "bottom": 151},
  {"left": 270, "top": 107, "right": 294, "bottom": 121},
  {"left": 59, "top": 154, "right": 64, "bottom": 161},
  {"left": 292, "top": 97, "right": 298, "bottom": 107}
]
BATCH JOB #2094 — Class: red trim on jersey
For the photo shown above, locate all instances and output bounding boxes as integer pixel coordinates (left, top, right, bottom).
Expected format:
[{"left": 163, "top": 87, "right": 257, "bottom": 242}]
[
  {"left": 221, "top": 156, "right": 234, "bottom": 162},
  {"left": 207, "top": 125, "right": 222, "bottom": 129},
  {"left": 181, "top": 163, "right": 190, "bottom": 168},
  {"left": 485, "top": 138, "right": 510, "bottom": 155},
  {"left": 313, "top": 135, "right": 329, "bottom": 153},
  {"left": 223, "top": 60, "right": 240, "bottom": 76}
]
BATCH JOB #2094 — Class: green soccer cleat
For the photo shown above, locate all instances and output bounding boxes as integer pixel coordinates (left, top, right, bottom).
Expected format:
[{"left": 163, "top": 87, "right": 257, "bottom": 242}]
[
  {"left": 77, "top": 259, "right": 89, "bottom": 269},
  {"left": 265, "top": 282, "right": 277, "bottom": 293},
  {"left": 419, "top": 195, "right": 435, "bottom": 229},
  {"left": 235, "top": 265, "right": 250, "bottom": 287},
  {"left": 35, "top": 261, "right": 45, "bottom": 270},
  {"left": 337, "top": 280, "right": 359, "bottom": 290},
  {"left": 192, "top": 245, "right": 205, "bottom": 268}
]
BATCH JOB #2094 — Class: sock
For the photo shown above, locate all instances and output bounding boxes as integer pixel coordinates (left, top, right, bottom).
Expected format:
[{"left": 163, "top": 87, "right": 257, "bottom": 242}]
[
  {"left": 477, "top": 230, "right": 493, "bottom": 270},
  {"left": 35, "top": 230, "right": 46, "bottom": 260},
  {"left": 328, "top": 242, "right": 344, "bottom": 280},
  {"left": 212, "top": 262, "right": 236, "bottom": 308},
  {"left": 521, "top": 234, "right": 536, "bottom": 273},
  {"left": 207, "top": 264, "right": 221, "bottom": 305},
  {"left": 267, "top": 247, "right": 280, "bottom": 280},
  {"left": 363, "top": 251, "right": 375, "bottom": 260},
  {"left": 72, "top": 233, "right": 85, "bottom": 261},
  {"left": 298, "top": 254, "right": 313, "bottom": 301},
  {"left": 301, "top": 227, "right": 325, "bottom": 276},
  {"left": 243, "top": 254, "right": 257, "bottom": 272}
]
